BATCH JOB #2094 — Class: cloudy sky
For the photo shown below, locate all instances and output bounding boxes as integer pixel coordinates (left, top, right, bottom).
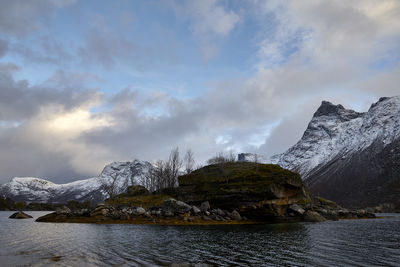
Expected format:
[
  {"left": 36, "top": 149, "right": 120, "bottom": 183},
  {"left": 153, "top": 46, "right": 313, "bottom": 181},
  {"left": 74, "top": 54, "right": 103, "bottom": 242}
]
[{"left": 0, "top": 0, "right": 399, "bottom": 183}]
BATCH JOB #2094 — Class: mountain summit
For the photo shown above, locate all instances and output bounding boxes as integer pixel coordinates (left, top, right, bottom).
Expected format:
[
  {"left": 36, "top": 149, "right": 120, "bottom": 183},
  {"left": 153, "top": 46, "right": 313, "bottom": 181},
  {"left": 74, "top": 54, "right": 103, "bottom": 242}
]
[
  {"left": 271, "top": 96, "right": 400, "bottom": 207},
  {"left": 0, "top": 160, "right": 152, "bottom": 204}
]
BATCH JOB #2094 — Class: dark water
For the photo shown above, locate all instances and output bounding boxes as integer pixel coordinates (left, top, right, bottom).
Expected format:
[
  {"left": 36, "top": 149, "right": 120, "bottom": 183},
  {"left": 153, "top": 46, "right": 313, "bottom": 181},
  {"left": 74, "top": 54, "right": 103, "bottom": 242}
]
[{"left": 0, "top": 212, "right": 399, "bottom": 266}]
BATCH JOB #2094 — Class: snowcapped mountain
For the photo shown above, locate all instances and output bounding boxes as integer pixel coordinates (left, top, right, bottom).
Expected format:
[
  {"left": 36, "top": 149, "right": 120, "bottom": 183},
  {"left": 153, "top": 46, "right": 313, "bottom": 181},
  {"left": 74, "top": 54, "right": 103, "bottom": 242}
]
[
  {"left": 237, "top": 153, "right": 270, "bottom": 164},
  {"left": 0, "top": 160, "right": 152, "bottom": 204},
  {"left": 271, "top": 96, "right": 400, "bottom": 207},
  {"left": 0, "top": 177, "right": 103, "bottom": 203}
]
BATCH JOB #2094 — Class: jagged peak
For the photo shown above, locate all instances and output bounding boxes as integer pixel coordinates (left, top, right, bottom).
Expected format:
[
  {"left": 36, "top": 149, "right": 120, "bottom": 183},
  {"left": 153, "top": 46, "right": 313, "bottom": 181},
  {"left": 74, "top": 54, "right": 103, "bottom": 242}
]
[
  {"left": 313, "top": 100, "right": 363, "bottom": 122},
  {"left": 313, "top": 101, "right": 344, "bottom": 117},
  {"left": 369, "top": 95, "right": 400, "bottom": 111},
  {"left": 10, "top": 177, "right": 54, "bottom": 185},
  {"left": 272, "top": 95, "right": 400, "bottom": 179}
]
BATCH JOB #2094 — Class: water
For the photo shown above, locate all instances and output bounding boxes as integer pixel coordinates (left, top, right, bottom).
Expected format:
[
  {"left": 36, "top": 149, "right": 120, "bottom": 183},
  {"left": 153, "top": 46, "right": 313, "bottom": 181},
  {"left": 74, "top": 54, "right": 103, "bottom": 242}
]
[{"left": 0, "top": 212, "right": 399, "bottom": 266}]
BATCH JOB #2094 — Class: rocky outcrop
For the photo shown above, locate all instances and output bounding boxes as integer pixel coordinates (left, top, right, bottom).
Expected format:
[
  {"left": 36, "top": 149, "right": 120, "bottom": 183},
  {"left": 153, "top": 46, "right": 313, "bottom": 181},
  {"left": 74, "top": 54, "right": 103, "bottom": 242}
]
[
  {"left": 178, "top": 162, "right": 310, "bottom": 222},
  {"left": 9, "top": 211, "right": 33, "bottom": 219},
  {"left": 36, "top": 199, "right": 250, "bottom": 225},
  {"left": 303, "top": 211, "right": 326, "bottom": 222},
  {"left": 162, "top": 199, "right": 192, "bottom": 215},
  {"left": 35, "top": 195, "right": 376, "bottom": 225},
  {"left": 36, "top": 162, "right": 376, "bottom": 225}
]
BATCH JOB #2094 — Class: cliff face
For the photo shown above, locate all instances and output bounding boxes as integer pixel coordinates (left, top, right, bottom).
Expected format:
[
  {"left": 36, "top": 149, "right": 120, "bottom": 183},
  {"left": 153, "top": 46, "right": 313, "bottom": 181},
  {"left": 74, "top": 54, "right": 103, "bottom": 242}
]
[
  {"left": 178, "top": 162, "right": 310, "bottom": 220},
  {"left": 306, "top": 138, "right": 400, "bottom": 208},
  {"left": 271, "top": 96, "right": 400, "bottom": 208}
]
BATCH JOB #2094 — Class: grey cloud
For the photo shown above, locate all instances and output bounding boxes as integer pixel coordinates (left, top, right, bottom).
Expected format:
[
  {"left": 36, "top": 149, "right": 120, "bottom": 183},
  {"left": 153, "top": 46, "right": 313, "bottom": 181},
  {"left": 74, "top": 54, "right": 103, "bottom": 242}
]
[
  {"left": 169, "top": 0, "right": 241, "bottom": 61},
  {"left": 0, "top": 127, "right": 85, "bottom": 184},
  {"left": 43, "top": 69, "right": 103, "bottom": 88},
  {"left": 11, "top": 35, "right": 73, "bottom": 65},
  {"left": 257, "top": 101, "right": 320, "bottom": 157},
  {"left": 0, "top": 0, "right": 76, "bottom": 36},
  {"left": 1, "top": 0, "right": 400, "bottom": 185},
  {"left": 0, "top": 65, "right": 100, "bottom": 121},
  {"left": 78, "top": 18, "right": 178, "bottom": 70},
  {"left": 79, "top": 91, "right": 206, "bottom": 162},
  {"left": 0, "top": 39, "right": 8, "bottom": 58}
]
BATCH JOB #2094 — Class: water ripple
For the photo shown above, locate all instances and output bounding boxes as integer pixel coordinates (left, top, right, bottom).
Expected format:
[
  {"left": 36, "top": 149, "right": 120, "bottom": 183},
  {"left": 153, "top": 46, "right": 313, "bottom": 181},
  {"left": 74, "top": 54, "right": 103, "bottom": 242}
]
[{"left": 1, "top": 212, "right": 399, "bottom": 266}]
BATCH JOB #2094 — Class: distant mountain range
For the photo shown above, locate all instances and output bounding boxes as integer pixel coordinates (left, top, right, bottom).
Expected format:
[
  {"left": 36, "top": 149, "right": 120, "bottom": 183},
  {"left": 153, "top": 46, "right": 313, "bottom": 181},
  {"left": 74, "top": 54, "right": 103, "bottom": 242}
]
[
  {"left": 0, "top": 160, "right": 151, "bottom": 204},
  {"left": 271, "top": 96, "right": 400, "bottom": 207}
]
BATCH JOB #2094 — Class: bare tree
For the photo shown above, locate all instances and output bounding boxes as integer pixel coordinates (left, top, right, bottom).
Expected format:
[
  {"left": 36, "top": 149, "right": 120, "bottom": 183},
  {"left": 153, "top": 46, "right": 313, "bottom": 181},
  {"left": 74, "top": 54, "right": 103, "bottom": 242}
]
[
  {"left": 254, "top": 154, "right": 259, "bottom": 174},
  {"left": 98, "top": 172, "right": 120, "bottom": 198},
  {"left": 184, "top": 149, "right": 195, "bottom": 174},
  {"left": 207, "top": 150, "right": 236, "bottom": 165},
  {"left": 137, "top": 147, "right": 184, "bottom": 191},
  {"left": 166, "top": 147, "right": 182, "bottom": 188},
  {"left": 154, "top": 160, "right": 166, "bottom": 191},
  {"left": 139, "top": 163, "right": 158, "bottom": 192}
]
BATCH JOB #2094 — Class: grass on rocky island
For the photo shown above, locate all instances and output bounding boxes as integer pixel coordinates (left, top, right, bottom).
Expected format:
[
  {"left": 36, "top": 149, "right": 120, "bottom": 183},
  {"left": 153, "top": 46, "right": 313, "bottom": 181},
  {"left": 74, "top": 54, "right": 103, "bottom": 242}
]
[
  {"left": 179, "top": 162, "right": 302, "bottom": 187},
  {"left": 177, "top": 162, "right": 305, "bottom": 201}
]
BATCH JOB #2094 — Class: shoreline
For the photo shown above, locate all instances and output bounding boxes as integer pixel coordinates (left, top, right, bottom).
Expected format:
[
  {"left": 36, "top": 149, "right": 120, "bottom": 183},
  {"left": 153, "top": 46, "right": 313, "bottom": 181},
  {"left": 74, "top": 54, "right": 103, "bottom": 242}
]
[{"left": 34, "top": 212, "right": 382, "bottom": 226}]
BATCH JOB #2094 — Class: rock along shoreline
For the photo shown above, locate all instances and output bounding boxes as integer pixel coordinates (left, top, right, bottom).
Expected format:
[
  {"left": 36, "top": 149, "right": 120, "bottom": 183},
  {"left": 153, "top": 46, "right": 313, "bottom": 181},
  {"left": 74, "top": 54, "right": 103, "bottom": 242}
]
[{"left": 36, "top": 197, "right": 376, "bottom": 226}]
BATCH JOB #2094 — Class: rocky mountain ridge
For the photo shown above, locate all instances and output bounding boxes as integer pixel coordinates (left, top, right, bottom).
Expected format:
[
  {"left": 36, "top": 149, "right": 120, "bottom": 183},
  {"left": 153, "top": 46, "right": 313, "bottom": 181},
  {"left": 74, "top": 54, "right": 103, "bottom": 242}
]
[
  {"left": 271, "top": 96, "right": 400, "bottom": 207},
  {"left": 0, "top": 160, "right": 151, "bottom": 204},
  {"left": 271, "top": 96, "right": 400, "bottom": 177}
]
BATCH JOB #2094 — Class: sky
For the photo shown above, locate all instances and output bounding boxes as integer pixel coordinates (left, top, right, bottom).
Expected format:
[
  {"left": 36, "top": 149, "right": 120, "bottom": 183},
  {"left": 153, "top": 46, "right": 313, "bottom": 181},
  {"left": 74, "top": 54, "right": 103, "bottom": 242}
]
[{"left": 0, "top": 0, "right": 399, "bottom": 184}]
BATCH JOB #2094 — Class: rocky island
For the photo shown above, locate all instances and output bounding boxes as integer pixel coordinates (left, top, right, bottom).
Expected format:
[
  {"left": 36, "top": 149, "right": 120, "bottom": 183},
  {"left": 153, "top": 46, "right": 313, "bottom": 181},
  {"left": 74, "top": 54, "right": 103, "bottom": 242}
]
[{"left": 36, "top": 162, "right": 375, "bottom": 225}]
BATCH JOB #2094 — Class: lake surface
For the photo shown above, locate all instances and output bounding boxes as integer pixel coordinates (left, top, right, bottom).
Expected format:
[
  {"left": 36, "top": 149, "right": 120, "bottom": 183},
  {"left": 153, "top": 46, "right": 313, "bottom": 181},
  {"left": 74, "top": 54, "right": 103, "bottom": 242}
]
[{"left": 0, "top": 211, "right": 399, "bottom": 266}]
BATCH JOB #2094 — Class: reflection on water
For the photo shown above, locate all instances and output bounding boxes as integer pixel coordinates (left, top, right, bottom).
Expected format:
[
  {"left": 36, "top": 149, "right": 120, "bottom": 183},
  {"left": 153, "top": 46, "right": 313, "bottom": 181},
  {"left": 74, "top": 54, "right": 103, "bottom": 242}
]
[{"left": 0, "top": 211, "right": 399, "bottom": 266}]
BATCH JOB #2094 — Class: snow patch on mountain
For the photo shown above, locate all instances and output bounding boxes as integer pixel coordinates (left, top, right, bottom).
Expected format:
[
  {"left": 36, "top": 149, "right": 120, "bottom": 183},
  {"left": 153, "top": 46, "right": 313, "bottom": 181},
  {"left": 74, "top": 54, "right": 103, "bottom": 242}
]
[
  {"left": 270, "top": 96, "right": 400, "bottom": 178},
  {"left": 0, "top": 159, "right": 152, "bottom": 203}
]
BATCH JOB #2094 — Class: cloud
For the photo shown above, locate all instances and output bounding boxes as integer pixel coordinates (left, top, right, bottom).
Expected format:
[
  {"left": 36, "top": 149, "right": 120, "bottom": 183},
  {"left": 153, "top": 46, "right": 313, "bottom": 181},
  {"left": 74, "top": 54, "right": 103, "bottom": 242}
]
[
  {"left": 0, "top": 65, "right": 102, "bottom": 122},
  {"left": 0, "top": 39, "right": 8, "bottom": 58},
  {"left": 0, "top": 0, "right": 76, "bottom": 36},
  {"left": 0, "top": 0, "right": 399, "bottom": 184},
  {"left": 0, "top": 66, "right": 111, "bottom": 183},
  {"left": 10, "top": 35, "right": 73, "bottom": 65},
  {"left": 170, "top": 0, "right": 241, "bottom": 61},
  {"left": 249, "top": 0, "right": 400, "bottom": 155},
  {"left": 78, "top": 15, "right": 178, "bottom": 70}
]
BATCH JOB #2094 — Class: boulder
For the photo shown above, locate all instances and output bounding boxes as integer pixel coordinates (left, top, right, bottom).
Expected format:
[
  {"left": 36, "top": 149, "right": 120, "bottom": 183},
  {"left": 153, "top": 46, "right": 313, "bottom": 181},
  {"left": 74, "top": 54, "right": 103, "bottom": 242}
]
[
  {"left": 319, "top": 210, "right": 338, "bottom": 221},
  {"left": 111, "top": 211, "right": 121, "bottom": 220},
  {"left": 9, "top": 211, "right": 33, "bottom": 219},
  {"left": 288, "top": 204, "right": 305, "bottom": 215},
  {"left": 90, "top": 207, "right": 109, "bottom": 217},
  {"left": 135, "top": 207, "right": 146, "bottom": 215},
  {"left": 303, "top": 211, "right": 326, "bottom": 222},
  {"left": 191, "top": 206, "right": 201, "bottom": 215},
  {"left": 213, "top": 209, "right": 225, "bottom": 216},
  {"left": 162, "top": 198, "right": 192, "bottom": 215},
  {"left": 228, "top": 210, "right": 242, "bottom": 221},
  {"left": 56, "top": 206, "right": 71, "bottom": 215},
  {"left": 200, "top": 201, "right": 210, "bottom": 212}
]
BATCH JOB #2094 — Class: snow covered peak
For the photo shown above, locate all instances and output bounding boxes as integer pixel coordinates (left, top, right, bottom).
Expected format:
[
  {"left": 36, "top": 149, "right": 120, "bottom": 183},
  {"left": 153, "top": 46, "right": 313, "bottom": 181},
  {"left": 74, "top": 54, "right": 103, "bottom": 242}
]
[
  {"left": 98, "top": 160, "right": 152, "bottom": 185},
  {"left": 313, "top": 101, "right": 363, "bottom": 122},
  {"left": 237, "top": 153, "right": 270, "bottom": 163},
  {"left": 271, "top": 96, "right": 400, "bottom": 178},
  {"left": 0, "top": 159, "right": 153, "bottom": 203},
  {"left": 10, "top": 177, "right": 56, "bottom": 188}
]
